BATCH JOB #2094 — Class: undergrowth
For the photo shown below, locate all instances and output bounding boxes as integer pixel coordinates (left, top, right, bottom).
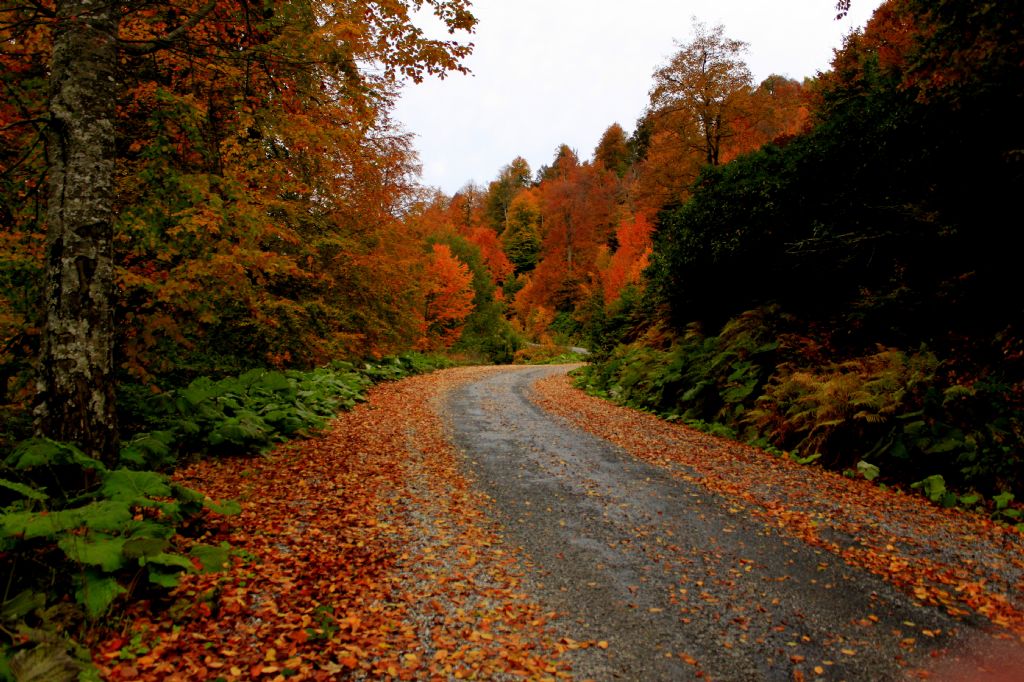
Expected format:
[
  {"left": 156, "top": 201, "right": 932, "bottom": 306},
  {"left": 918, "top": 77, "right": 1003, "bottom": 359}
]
[
  {"left": 0, "top": 352, "right": 452, "bottom": 680},
  {"left": 576, "top": 308, "right": 1023, "bottom": 522}
]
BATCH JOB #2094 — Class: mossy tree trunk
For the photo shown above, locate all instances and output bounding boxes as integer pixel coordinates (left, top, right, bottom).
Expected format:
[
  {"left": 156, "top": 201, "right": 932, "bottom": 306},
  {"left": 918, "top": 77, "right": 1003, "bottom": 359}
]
[{"left": 36, "top": 0, "right": 119, "bottom": 462}]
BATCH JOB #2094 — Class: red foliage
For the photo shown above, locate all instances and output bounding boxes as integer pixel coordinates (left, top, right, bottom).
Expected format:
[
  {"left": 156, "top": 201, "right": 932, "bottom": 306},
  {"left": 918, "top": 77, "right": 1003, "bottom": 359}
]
[
  {"left": 601, "top": 213, "right": 654, "bottom": 303},
  {"left": 467, "top": 227, "right": 514, "bottom": 285},
  {"left": 418, "top": 244, "right": 475, "bottom": 350}
]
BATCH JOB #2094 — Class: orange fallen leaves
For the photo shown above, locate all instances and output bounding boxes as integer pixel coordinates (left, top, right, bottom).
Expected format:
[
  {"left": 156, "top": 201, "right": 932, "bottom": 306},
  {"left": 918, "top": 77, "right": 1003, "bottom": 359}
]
[
  {"left": 532, "top": 373, "right": 1024, "bottom": 645},
  {"left": 90, "top": 368, "right": 570, "bottom": 680}
]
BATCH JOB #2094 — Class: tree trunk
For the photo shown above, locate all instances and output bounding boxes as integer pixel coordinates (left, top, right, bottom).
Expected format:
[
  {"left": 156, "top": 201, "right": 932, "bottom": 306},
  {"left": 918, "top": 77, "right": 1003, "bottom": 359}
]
[{"left": 36, "top": 0, "right": 119, "bottom": 462}]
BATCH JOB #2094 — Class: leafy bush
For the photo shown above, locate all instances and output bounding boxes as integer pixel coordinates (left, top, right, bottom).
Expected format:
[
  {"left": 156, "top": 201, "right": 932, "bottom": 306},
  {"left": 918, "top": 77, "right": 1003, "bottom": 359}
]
[
  {"left": 1, "top": 439, "right": 237, "bottom": 677},
  {"left": 749, "top": 348, "right": 938, "bottom": 467},
  {"left": 577, "top": 308, "right": 784, "bottom": 425},
  {"left": 580, "top": 308, "right": 1023, "bottom": 497},
  {"left": 118, "top": 353, "right": 452, "bottom": 463},
  {"left": 1, "top": 352, "right": 452, "bottom": 675},
  {"left": 513, "top": 344, "right": 587, "bottom": 365}
]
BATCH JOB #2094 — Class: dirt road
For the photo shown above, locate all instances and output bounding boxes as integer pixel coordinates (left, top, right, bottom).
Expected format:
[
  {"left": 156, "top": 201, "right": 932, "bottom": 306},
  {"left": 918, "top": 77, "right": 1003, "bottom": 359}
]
[{"left": 444, "top": 365, "right": 1024, "bottom": 681}]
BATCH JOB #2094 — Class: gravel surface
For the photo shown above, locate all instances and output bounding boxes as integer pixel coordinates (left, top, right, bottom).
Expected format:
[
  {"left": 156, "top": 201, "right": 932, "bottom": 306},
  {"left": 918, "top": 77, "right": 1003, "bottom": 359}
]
[{"left": 442, "top": 365, "right": 1020, "bottom": 681}]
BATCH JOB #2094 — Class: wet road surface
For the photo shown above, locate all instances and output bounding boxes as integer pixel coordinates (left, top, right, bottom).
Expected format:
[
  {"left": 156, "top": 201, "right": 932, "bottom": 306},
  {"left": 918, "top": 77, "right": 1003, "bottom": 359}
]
[{"left": 443, "top": 365, "right": 1003, "bottom": 681}]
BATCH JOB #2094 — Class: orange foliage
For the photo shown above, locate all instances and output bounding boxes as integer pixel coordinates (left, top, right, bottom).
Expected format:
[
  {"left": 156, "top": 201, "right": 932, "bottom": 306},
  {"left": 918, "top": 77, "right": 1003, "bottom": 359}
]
[
  {"left": 601, "top": 213, "right": 654, "bottom": 303},
  {"left": 720, "top": 77, "right": 811, "bottom": 164},
  {"left": 514, "top": 159, "right": 619, "bottom": 318},
  {"left": 468, "top": 227, "right": 514, "bottom": 285},
  {"left": 418, "top": 244, "right": 475, "bottom": 350},
  {"left": 1, "top": 0, "right": 477, "bottom": 382}
]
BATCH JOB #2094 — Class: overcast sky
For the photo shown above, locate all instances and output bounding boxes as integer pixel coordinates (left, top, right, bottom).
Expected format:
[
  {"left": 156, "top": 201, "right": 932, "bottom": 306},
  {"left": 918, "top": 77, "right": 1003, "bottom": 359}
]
[{"left": 393, "top": 0, "right": 884, "bottom": 195}]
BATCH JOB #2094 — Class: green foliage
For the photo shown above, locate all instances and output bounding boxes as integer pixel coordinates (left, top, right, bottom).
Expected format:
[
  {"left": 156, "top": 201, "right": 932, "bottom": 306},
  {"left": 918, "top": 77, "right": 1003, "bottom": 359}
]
[
  {"left": 749, "top": 348, "right": 939, "bottom": 469},
  {"left": 0, "top": 353, "right": 451, "bottom": 671},
  {"left": 116, "top": 354, "right": 450, "bottom": 461},
  {"left": 430, "top": 233, "right": 523, "bottom": 363},
  {"left": 0, "top": 438, "right": 239, "bottom": 678},
  {"left": 581, "top": 306, "right": 1023, "bottom": 497},
  {"left": 856, "top": 460, "right": 880, "bottom": 481},
  {"left": 585, "top": 0, "right": 1024, "bottom": 505},
  {"left": 577, "top": 307, "right": 784, "bottom": 428},
  {"left": 512, "top": 345, "right": 588, "bottom": 366}
]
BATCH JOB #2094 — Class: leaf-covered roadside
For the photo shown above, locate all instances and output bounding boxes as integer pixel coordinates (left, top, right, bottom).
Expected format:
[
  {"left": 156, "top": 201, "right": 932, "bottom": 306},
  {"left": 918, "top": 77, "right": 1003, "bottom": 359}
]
[
  {"left": 531, "top": 373, "right": 1024, "bottom": 650},
  {"left": 0, "top": 355, "right": 450, "bottom": 678},
  {"left": 89, "top": 368, "right": 571, "bottom": 681}
]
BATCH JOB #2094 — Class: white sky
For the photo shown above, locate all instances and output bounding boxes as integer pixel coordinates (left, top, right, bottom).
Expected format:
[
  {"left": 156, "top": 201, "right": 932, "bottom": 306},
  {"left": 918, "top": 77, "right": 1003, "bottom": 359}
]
[{"left": 393, "top": 0, "right": 884, "bottom": 195}]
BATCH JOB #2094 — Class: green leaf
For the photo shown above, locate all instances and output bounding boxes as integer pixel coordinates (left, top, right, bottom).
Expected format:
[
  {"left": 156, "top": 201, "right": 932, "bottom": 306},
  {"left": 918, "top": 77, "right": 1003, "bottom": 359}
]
[
  {"left": 58, "top": 533, "right": 126, "bottom": 572},
  {"left": 994, "top": 491, "right": 1015, "bottom": 510},
  {"left": 118, "top": 430, "right": 176, "bottom": 469},
  {"left": 122, "top": 536, "right": 170, "bottom": 559},
  {"left": 126, "top": 519, "right": 177, "bottom": 540},
  {"left": 0, "top": 477, "right": 48, "bottom": 501},
  {"left": 856, "top": 460, "right": 880, "bottom": 481},
  {"left": 4, "top": 438, "right": 105, "bottom": 472},
  {"left": 190, "top": 543, "right": 231, "bottom": 573},
  {"left": 81, "top": 500, "right": 135, "bottom": 533},
  {"left": 957, "top": 493, "right": 982, "bottom": 507},
  {"left": 146, "top": 568, "right": 181, "bottom": 589},
  {"left": 911, "top": 474, "right": 946, "bottom": 502},
  {"left": 203, "top": 498, "right": 241, "bottom": 516},
  {"left": 100, "top": 469, "right": 172, "bottom": 502},
  {"left": 75, "top": 572, "right": 126, "bottom": 619},
  {"left": 143, "top": 552, "right": 195, "bottom": 571},
  {"left": 1, "top": 501, "right": 132, "bottom": 539},
  {"left": 1, "top": 589, "right": 46, "bottom": 622}
]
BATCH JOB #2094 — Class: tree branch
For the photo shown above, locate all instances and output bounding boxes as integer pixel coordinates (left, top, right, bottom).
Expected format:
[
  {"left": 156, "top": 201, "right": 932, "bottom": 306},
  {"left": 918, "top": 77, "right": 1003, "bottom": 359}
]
[{"left": 118, "top": 0, "right": 217, "bottom": 55}]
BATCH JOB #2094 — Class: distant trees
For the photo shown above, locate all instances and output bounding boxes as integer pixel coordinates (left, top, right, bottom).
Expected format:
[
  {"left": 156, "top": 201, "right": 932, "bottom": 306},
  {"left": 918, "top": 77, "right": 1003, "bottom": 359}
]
[
  {"left": 483, "top": 157, "right": 532, "bottom": 231},
  {"left": 648, "top": 21, "right": 752, "bottom": 168},
  {"left": 594, "top": 124, "right": 632, "bottom": 177}
]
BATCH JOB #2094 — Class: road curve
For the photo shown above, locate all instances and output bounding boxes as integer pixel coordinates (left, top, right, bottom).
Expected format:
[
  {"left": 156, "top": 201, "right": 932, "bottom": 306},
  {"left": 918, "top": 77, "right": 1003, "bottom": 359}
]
[{"left": 442, "top": 365, "right": 999, "bottom": 681}]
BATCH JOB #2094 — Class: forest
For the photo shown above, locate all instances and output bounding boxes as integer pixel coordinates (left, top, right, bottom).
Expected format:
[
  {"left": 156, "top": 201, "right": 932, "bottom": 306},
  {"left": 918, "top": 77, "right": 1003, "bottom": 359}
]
[{"left": 1, "top": 0, "right": 1021, "bottom": 677}]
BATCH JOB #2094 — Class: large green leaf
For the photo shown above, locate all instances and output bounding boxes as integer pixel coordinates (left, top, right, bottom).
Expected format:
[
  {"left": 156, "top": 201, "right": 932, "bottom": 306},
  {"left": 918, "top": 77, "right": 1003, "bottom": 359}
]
[
  {"left": 75, "top": 572, "right": 126, "bottom": 618},
  {"left": 146, "top": 567, "right": 182, "bottom": 588},
  {"left": 118, "top": 430, "right": 176, "bottom": 469},
  {"left": 58, "top": 533, "right": 126, "bottom": 571},
  {"left": 0, "top": 477, "right": 48, "bottom": 501},
  {"left": 1, "top": 501, "right": 132, "bottom": 539},
  {"left": 143, "top": 552, "right": 196, "bottom": 571},
  {"left": 4, "top": 438, "right": 105, "bottom": 472},
  {"left": 190, "top": 543, "right": 231, "bottom": 573},
  {"left": 911, "top": 474, "right": 947, "bottom": 502},
  {"left": 122, "top": 536, "right": 170, "bottom": 559},
  {"left": 1, "top": 589, "right": 46, "bottom": 621},
  {"left": 100, "top": 469, "right": 172, "bottom": 502},
  {"left": 856, "top": 460, "right": 880, "bottom": 481}
]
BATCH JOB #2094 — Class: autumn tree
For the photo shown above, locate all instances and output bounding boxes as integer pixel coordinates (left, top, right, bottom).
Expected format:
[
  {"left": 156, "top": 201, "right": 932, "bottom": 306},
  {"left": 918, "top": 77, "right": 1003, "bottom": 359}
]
[
  {"left": 512, "top": 148, "right": 620, "bottom": 323},
  {"left": 448, "top": 183, "right": 487, "bottom": 235},
  {"left": 593, "top": 123, "right": 632, "bottom": 177},
  {"left": 720, "top": 75, "right": 810, "bottom": 163},
  {"left": 501, "top": 189, "right": 543, "bottom": 274},
  {"left": 0, "top": 0, "right": 477, "bottom": 461},
  {"left": 483, "top": 156, "right": 532, "bottom": 232},
  {"left": 601, "top": 213, "right": 654, "bottom": 303},
  {"left": 648, "top": 21, "right": 752, "bottom": 168},
  {"left": 419, "top": 243, "right": 475, "bottom": 350}
]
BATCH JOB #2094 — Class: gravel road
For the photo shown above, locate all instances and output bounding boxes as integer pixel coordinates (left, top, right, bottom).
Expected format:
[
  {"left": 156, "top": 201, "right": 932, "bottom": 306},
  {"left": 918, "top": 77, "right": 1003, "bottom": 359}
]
[{"left": 443, "top": 365, "right": 1012, "bottom": 681}]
